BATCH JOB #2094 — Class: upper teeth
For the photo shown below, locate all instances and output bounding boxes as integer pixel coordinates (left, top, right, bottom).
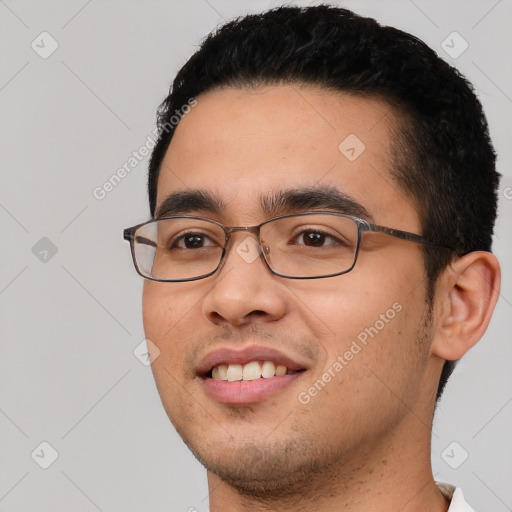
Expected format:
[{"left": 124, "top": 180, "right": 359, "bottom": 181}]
[{"left": 211, "top": 361, "right": 291, "bottom": 381}]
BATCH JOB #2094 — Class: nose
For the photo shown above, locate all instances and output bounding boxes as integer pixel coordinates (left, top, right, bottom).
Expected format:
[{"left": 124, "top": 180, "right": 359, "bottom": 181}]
[{"left": 201, "top": 233, "right": 288, "bottom": 327}]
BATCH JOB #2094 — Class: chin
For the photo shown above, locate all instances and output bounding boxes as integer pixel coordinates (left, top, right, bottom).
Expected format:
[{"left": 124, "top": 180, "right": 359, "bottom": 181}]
[{"left": 182, "top": 433, "right": 338, "bottom": 499}]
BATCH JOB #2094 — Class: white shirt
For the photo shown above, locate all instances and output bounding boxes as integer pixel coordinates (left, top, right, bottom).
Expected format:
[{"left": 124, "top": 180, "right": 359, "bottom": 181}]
[{"left": 437, "top": 482, "right": 476, "bottom": 512}]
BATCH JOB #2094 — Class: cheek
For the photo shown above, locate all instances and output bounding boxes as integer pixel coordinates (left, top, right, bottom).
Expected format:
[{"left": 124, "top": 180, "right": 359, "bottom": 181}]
[
  {"left": 142, "top": 281, "right": 198, "bottom": 339},
  {"left": 142, "top": 282, "right": 205, "bottom": 426},
  {"left": 293, "top": 255, "right": 428, "bottom": 384},
  {"left": 142, "top": 282, "right": 199, "bottom": 379},
  {"left": 289, "top": 263, "right": 408, "bottom": 338}
]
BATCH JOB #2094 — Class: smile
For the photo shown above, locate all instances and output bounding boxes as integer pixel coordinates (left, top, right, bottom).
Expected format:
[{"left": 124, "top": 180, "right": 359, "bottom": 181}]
[
  {"left": 197, "top": 345, "right": 310, "bottom": 405},
  {"left": 210, "top": 361, "right": 302, "bottom": 381}
]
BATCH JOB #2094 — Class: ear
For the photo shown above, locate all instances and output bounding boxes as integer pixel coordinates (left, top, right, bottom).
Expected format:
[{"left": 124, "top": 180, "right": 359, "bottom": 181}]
[{"left": 431, "top": 251, "right": 501, "bottom": 361}]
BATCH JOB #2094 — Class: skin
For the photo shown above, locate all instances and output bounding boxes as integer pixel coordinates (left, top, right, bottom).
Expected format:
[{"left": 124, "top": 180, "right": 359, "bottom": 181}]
[{"left": 142, "top": 85, "right": 500, "bottom": 511}]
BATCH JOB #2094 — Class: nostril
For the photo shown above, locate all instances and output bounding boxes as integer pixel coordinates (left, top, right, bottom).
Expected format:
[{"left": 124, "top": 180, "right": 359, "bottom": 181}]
[{"left": 208, "top": 311, "right": 225, "bottom": 323}]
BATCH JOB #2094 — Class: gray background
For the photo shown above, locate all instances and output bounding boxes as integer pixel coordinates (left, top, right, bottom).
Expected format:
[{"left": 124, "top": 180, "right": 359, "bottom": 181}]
[{"left": 1, "top": 0, "right": 511, "bottom": 510}]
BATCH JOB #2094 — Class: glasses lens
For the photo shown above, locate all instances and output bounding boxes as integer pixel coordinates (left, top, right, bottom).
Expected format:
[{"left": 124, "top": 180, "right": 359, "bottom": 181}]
[
  {"left": 133, "top": 218, "right": 225, "bottom": 281},
  {"left": 261, "top": 213, "right": 359, "bottom": 278}
]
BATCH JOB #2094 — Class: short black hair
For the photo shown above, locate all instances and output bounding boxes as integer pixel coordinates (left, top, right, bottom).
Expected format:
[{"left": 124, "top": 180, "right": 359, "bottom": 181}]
[{"left": 147, "top": 5, "right": 499, "bottom": 401}]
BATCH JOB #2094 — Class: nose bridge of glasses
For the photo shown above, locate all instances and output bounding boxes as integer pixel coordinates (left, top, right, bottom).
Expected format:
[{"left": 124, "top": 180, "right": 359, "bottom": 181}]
[
  {"left": 224, "top": 225, "right": 261, "bottom": 246},
  {"left": 222, "top": 225, "right": 270, "bottom": 258},
  {"left": 225, "top": 225, "right": 260, "bottom": 235}
]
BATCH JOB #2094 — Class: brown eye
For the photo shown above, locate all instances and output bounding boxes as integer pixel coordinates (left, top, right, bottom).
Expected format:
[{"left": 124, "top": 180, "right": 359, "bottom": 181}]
[
  {"left": 171, "top": 233, "right": 216, "bottom": 249},
  {"left": 293, "top": 230, "right": 340, "bottom": 247},
  {"left": 302, "top": 231, "right": 327, "bottom": 247}
]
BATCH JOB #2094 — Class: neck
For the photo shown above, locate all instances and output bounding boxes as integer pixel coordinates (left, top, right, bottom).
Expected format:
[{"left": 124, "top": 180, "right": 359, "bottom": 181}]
[{"left": 207, "top": 410, "right": 450, "bottom": 512}]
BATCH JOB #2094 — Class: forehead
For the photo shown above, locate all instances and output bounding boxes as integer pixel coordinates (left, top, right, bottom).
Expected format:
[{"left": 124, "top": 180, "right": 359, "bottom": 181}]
[{"left": 157, "top": 85, "right": 417, "bottom": 228}]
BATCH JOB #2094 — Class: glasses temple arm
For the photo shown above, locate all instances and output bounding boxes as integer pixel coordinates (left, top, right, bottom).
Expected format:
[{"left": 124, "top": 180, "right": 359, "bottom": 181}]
[
  {"left": 123, "top": 228, "right": 157, "bottom": 248},
  {"left": 364, "top": 224, "right": 453, "bottom": 249}
]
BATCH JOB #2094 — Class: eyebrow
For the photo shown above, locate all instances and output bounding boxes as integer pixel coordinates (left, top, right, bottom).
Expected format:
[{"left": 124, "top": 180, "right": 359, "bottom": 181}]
[
  {"left": 155, "top": 190, "right": 226, "bottom": 218},
  {"left": 261, "top": 186, "right": 374, "bottom": 221},
  {"left": 155, "top": 185, "right": 373, "bottom": 222}
]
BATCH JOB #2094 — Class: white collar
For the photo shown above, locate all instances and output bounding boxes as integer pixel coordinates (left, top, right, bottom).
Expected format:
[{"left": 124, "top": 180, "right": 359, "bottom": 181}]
[{"left": 436, "top": 482, "right": 476, "bottom": 512}]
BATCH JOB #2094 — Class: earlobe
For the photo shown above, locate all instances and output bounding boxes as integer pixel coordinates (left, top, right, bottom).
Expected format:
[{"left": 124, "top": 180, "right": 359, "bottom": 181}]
[{"left": 431, "top": 251, "right": 501, "bottom": 361}]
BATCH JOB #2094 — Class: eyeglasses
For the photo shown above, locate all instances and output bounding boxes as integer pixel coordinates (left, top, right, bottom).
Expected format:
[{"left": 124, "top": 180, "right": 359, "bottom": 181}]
[{"left": 123, "top": 211, "right": 451, "bottom": 282}]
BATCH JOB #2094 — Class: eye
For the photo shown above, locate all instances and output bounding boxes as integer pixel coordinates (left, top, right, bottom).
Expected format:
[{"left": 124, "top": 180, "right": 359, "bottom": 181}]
[
  {"left": 293, "top": 229, "right": 341, "bottom": 247},
  {"left": 171, "top": 232, "right": 217, "bottom": 249}
]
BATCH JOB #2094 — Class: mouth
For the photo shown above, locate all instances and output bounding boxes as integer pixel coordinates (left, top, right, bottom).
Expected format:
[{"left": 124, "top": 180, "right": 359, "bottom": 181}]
[
  {"left": 209, "top": 361, "right": 303, "bottom": 381},
  {"left": 197, "top": 346, "right": 309, "bottom": 405}
]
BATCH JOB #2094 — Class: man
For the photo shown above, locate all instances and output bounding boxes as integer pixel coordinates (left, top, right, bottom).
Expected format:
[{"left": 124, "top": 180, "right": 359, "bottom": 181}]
[{"left": 124, "top": 6, "right": 500, "bottom": 511}]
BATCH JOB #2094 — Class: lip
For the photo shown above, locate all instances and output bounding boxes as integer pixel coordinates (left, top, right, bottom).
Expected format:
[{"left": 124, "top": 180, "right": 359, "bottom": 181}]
[
  {"left": 203, "top": 373, "right": 304, "bottom": 405},
  {"left": 196, "top": 344, "right": 310, "bottom": 405},
  {"left": 196, "top": 345, "right": 309, "bottom": 376}
]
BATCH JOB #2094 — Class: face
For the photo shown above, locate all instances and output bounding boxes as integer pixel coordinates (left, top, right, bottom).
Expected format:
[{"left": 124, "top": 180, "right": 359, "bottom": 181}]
[{"left": 143, "top": 85, "right": 436, "bottom": 494}]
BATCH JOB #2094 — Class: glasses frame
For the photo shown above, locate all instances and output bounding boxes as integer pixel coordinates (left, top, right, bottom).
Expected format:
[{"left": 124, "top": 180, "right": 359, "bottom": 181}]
[{"left": 123, "top": 211, "right": 452, "bottom": 282}]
